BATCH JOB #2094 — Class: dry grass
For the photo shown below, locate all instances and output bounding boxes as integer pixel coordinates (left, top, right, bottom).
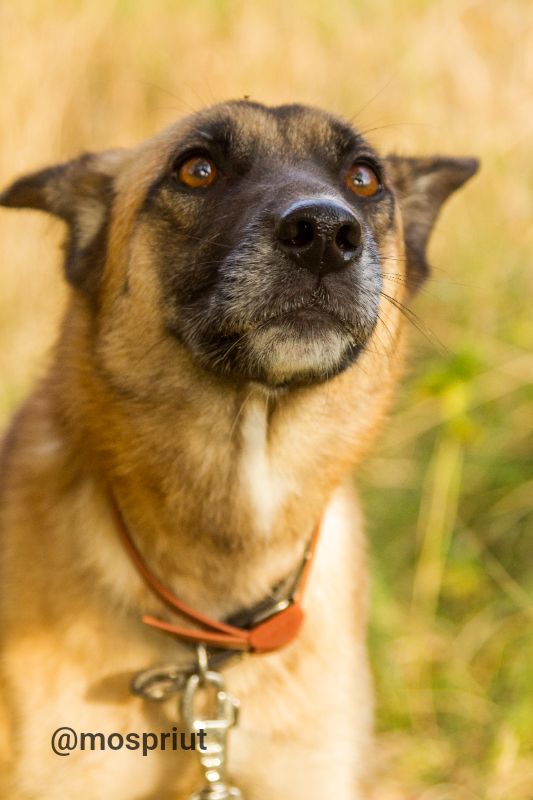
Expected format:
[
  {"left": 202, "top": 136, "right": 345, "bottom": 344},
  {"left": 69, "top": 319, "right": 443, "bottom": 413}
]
[{"left": 0, "top": 1, "right": 531, "bottom": 797}]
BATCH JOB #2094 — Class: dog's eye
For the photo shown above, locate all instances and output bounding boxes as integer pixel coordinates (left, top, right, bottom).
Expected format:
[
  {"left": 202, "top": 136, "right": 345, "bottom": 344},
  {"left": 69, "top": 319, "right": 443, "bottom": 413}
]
[
  {"left": 346, "top": 162, "right": 381, "bottom": 198},
  {"left": 175, "top": 155, "right": 218, "bottom": 189}
]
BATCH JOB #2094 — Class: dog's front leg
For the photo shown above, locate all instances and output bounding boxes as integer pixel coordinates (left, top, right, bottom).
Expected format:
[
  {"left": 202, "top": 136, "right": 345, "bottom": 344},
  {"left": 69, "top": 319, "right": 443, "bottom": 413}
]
[
  {"left": 228, "top": 640, "right": 373, "bottom": 800},
  {"left": 219, "top": 488, "right": 373, "bottom": 799}
]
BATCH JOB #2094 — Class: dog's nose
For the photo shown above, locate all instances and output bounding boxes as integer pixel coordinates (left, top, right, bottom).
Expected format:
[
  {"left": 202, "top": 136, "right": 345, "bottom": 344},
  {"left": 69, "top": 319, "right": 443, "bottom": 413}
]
[{"left": 275, "top": 199, "right": 362, "bottom": 276}]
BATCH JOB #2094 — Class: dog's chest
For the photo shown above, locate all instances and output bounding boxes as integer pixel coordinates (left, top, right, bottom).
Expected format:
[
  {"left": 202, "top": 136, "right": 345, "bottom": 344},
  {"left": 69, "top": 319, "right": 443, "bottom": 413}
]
[{"left": 238, "top": 398, "right": 293, "bottom": 537}]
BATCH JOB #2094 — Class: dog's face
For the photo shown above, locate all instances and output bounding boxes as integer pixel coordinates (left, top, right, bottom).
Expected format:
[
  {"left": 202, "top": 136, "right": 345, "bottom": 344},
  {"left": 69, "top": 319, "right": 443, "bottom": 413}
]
[
  {"left": 0, "top": 101, "right": 478, "bottom": 392},
  {"left": 143, "top": 103, "right": 389, "bottom": 387}
]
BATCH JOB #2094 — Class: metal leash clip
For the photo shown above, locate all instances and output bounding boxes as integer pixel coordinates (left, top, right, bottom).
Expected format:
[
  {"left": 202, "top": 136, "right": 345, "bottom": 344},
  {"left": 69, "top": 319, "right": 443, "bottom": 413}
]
[
  {"left": 131, "top": 650, "right": 242, "bottom": 703},
  {"left": 131, "top": 663, "right": 192, "bottom": 701},
  {"left": 181, "top": 645, "right": 243, "bottom": 800}
]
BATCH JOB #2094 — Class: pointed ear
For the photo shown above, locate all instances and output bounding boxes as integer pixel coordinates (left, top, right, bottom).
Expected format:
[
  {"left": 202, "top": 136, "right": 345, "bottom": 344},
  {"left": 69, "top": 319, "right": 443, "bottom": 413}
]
[
  {"left": 0, "top": 149, "right": 125, "bottom": 292},
  {"left": 385, "top": 155, "right": 479, "bottom": 293}
]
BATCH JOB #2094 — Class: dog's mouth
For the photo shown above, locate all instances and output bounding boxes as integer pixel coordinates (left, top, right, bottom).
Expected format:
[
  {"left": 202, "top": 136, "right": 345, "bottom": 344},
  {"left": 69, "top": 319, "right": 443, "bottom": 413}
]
[
  {"left": 248, "top": 303, "right": 353, "bottom": 339},
  {"left": 187, "top": 293, "right": 378, "bottom": 388}
]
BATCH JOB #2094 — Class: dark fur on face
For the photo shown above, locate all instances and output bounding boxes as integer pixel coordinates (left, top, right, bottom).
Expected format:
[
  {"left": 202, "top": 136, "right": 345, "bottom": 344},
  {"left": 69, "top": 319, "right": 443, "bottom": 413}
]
[
  {"left": 142, "top": 103, "right": 393, "bottom": 387},
  {"left": 0, "top": 100, "right": 478, "bottom": 389}
]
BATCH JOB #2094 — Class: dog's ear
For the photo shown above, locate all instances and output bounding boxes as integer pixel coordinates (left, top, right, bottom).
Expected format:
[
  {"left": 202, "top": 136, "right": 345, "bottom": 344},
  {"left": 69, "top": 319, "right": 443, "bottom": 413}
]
[
  {"left": 0, "top": 150, "right": 125, "bottom": 293},
  {"left": 385, "top": 155, "right": 479, "bottom": 293}
]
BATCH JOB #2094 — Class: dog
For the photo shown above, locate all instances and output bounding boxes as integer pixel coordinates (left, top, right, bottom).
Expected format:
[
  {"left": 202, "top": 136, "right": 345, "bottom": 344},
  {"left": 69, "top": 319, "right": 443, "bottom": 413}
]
[{"left": 0, "top": 100, "right": 478, "bottom": 799}]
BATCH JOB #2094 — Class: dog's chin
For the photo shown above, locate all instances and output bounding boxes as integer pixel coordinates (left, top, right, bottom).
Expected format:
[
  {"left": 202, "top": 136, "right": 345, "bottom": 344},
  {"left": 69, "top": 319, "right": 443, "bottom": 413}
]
[
  {"left": 197, "top": 309, "right": 370, "bottom": 388},
  {"left": 245, "top": 321, "right": 361, "bottom": 387}
]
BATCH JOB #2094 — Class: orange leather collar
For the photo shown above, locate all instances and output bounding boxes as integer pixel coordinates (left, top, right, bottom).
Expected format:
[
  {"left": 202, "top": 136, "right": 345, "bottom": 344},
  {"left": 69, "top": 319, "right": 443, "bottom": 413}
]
[{"left": 110, "top": 492, "right": 321, "bottom": 655}]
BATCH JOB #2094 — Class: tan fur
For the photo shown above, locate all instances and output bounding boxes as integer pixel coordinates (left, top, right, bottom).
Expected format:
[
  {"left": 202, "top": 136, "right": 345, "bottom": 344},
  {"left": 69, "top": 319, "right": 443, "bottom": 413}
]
[{"left": 0, "top": 102, "right": 476, "bottom": 799}]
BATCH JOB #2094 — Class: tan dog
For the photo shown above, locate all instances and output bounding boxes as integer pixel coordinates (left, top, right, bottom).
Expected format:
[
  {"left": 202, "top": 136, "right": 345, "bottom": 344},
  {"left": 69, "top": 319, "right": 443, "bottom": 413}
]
[{"left": 0, "top": 100, "right": 477, "bottom": 799}]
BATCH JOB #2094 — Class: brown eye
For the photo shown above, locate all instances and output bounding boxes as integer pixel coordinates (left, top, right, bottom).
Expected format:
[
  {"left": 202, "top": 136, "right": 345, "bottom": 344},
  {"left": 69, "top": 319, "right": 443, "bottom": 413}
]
[
  {"left": 346, "top": 162, "right": 381, "bottom": 198},
  {"left": 177, "top": 155, "right": 217, "bottom": 189}
]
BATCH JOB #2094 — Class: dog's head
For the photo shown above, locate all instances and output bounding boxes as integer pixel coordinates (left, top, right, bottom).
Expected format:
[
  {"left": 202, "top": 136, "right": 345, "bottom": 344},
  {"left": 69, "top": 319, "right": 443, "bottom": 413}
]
[{"left": 0, "top": 101, "right": 478, "bottom": 391}]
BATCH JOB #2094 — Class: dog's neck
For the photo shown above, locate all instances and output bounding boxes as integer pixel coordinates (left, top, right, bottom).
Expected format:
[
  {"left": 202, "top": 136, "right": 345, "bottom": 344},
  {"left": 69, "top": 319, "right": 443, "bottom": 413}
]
[{"left": 50, "top": 301, "right": 399, "bottom": 616}]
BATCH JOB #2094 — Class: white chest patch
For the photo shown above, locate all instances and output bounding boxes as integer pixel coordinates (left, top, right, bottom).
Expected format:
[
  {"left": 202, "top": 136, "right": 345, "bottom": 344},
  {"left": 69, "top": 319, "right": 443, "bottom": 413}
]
[{"left": 239, "top": 396, "right": 291, "bottom": 537}]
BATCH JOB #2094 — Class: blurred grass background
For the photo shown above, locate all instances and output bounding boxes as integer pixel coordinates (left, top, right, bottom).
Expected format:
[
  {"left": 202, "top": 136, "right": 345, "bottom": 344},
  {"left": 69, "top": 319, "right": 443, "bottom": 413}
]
[{"left": 0, "top": 1, "right": 531, "bottom": 797}]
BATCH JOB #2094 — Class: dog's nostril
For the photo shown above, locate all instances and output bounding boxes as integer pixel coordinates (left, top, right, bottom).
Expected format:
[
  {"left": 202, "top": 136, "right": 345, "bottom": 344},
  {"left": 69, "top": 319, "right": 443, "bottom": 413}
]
[
  {"left": 276, "top": 200, "right": 363, "bottom": 276},
  {"left": 335, "top": 222, "right": 362, "bottom": 252},
  {"left": 278, "top": 219, "right": 314, "bottom": 249}
]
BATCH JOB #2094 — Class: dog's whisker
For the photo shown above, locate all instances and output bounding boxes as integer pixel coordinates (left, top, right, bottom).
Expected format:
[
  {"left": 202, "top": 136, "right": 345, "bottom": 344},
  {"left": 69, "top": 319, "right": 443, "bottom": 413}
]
[{"left": 380, "top": 291, "right": 447, "bottom": 353}]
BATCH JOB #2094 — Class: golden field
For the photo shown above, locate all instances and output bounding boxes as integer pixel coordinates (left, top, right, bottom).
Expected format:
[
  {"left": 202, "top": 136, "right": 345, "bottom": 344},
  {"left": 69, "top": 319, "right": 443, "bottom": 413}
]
[{"left": 0, "top": 1, "right": 531, "bottom": 798}]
